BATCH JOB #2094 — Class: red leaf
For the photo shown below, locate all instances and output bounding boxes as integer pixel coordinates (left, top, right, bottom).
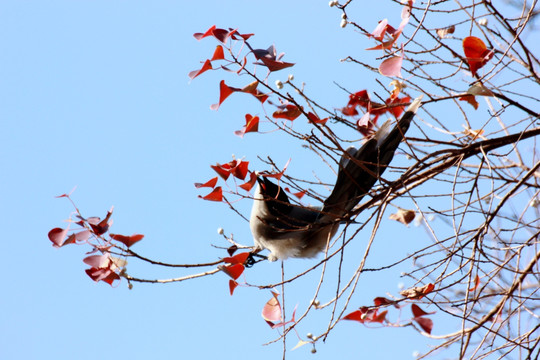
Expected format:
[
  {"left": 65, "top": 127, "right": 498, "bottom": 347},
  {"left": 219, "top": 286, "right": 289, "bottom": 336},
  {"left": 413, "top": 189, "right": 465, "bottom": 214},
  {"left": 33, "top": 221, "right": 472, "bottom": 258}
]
[
  {"left": 193, "top": 25, "right": 230, "bottom": 43},
  {"left": 63, "top": 233, "right": 77, "bottom": 246},
  {"left": 211, "top": 45, "right": 225, "bottom": 61},
  {"left": 371, "top": 310, "right": 388, "bottom": 323},
  {"left": 273, "top": 104, "right": 302, "bottom": 121},
  {"left": 211, "top": 81, "right": 268, "bottom": 110},
  {"left": 240, "top": 81, "right": 269, "bottom": 103},
  {"left": 85, "top": 267, "right": 120, "bottom": 285},
  {"left": 110, "top": 233, "right": 144, "bottom": 248},
  {"left": 227, "top": 245, "right": 238, "bottom": 256},
  {"left": 258, "top": 159, "right": 291, "bottom": 180},
  {"left": 387, "top": 95, "right": 411, "bottom": 118},
  {"left": 411, "top": 304, "right": 435, "bottom": 318},
  {"left": 211, "top": 162, "right": 232, "bottom": 180},
  {"left": 210, "top": 160, "right": 249, "bottom": 181},
  {"left": 223, "top": 252, "right": 250, "bottom": 265},
  {"left": 285, "top": 188, "right": 306, "bottom": 199},
  {"left": 463, "top": 36, "right": 494, "bottom": 77},
  {"left": 373, "top": 297, "right": 394, "bottom": 307},
  {"left": 252, "top": 45, "right": 295, "bottom": 72},
  {"left": 198, "top": 186, "right": 223, "bottom": 202},
  {"left": 262, "top": 292, "right": 282, "bottom": 324},
  {"left": 211, "top": 80, "right": 236, "bottom": 110},
  {"left": 342, "top": 307, "right": 388, "bottom": 324},
  {"left": 229, "top": 279, "right": 239, "bottom": 295},
  {"left": 194, "top": 177, "right": 219, "bottom": 189},
  {"left": 307, "top": 112, "right": 328, "bottom": 125},
  {"left": 414, "top": 316, "right": 433, "bottom": 334},
  {"left": 101, "top": 271, "right": 121, "bottom": 286},
  {"left": 258, "top": 57, "right": 295, "bottom": 72},
  {"left": 342, "top": 309, "right": 365, "bottom": 322},
  {"left": 188, "top": 59, "right": 212, "bottom": 80},
  {"left": 48, "top": 227, "right": 68, "bottom": 248},
  {"left": 348, "top": 90, "right": 370, "bottom": 108},
  {"left": 341, "top": 105, "right": 358, "bottom": 116},
  {"left": 234, "top": 114, "right": 260, "bottom": 137},
  {"left": 193, "top": 25, "right": 217, "bottom": 40},
  {"left": 239, "top": 172, "right": 257, "bottom": 192},
  {"left": 231, "top": 160, "right": 249, "bottom": 180},
  {"left": 343, "top": 307, "right": 378, "bottom": 323},
  {"left": 219, "top": 263, "right": 245, "bottom": 280},
  {"left": 229, "top": 29, "right": 254, "bottom": 41},
  {"left": 89, "top": 210, "right": 113, "bottom": 236}
]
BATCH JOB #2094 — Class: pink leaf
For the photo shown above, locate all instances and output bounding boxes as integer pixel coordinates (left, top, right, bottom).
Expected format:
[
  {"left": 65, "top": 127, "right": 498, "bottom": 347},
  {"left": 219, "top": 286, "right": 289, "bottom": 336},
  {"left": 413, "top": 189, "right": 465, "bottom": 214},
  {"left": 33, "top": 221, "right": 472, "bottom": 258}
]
[
  {"left": 379, "top": 52, "right": 403, "bottom": 77},
  {"left": 262, "top": 292, "right": 282, "bottom": 325},
  {"left": 83, "top": 254, "right": 110, "bottom": 268}
]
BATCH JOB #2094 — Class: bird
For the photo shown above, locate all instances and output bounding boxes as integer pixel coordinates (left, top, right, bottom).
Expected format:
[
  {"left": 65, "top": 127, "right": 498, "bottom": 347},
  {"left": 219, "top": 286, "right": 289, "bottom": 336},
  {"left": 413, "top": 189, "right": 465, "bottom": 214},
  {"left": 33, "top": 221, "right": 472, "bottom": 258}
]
[{"left": 250, "top": 95, "right": 423, "bottom": 261}]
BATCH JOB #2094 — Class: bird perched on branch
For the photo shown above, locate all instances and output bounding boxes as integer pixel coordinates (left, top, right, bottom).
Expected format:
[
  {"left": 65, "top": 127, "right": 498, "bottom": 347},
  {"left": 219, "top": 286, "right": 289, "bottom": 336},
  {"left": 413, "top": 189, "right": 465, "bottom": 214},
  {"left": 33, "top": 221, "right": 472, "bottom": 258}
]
[{"left": 249, "top": 95, "right": 423, "bottom": 261}]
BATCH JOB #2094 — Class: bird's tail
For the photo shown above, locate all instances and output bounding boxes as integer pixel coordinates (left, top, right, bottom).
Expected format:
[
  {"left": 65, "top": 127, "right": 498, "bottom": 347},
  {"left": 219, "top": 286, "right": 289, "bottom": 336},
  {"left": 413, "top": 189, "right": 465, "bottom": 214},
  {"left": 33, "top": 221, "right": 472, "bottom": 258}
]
[{"left": 320, "top": 95, "right": 423, "bottom": 221}]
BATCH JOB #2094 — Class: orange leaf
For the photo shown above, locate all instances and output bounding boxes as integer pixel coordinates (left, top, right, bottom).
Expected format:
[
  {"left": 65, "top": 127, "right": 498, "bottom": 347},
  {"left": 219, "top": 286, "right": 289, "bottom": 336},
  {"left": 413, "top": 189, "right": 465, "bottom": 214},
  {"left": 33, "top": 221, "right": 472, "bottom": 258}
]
[
  {"left": 463, "top": 36, "right": 494, "bottom": 77},
  {"left": 459, "top": 94, "right": 479, "bottom": 110},
  {"left": 468, "top": 275, "right": 480, "bottom": 292}
]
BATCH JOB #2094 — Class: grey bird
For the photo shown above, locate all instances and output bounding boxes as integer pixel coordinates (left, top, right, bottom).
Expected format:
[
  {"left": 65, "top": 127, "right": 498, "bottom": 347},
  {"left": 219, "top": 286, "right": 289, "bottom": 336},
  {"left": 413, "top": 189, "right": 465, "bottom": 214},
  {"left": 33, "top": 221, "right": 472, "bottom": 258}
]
[{"left": 250, "top": 95, "right": 423, "bottom": 261}]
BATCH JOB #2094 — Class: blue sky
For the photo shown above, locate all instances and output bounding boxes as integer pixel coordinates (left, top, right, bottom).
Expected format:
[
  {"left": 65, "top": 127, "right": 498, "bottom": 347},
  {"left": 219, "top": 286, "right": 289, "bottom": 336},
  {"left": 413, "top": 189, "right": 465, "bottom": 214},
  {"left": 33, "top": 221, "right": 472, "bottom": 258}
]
[{"left": 0, "top": 1, "right": 474, "bottom": 359}]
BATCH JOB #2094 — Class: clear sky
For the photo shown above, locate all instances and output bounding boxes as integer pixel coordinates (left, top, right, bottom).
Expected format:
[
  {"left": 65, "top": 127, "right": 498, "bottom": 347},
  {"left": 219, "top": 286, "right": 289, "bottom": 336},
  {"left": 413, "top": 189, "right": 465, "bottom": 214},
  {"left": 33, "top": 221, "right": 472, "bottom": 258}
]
[{"left": 1, "top": 1, "right": 468, "bottom": 359}]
